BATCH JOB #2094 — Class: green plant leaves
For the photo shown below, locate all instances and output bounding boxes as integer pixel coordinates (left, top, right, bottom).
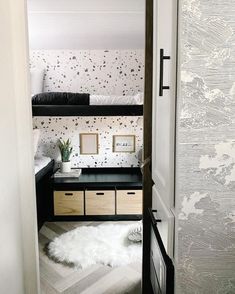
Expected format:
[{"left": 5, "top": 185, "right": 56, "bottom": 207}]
[{"left": 58, "top": 139, "right": 73, "bottom": 162}]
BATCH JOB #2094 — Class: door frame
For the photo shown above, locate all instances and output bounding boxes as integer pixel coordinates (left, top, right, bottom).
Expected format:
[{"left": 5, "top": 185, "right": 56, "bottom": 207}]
[
  {"left": 142, "top": 0, "right": 154, "bottom": 293},
  {"left": 3, "top": 0, "right": 164, "bottom": 293},
  {"left": 1, "top": 0, "right": 40, "bottom": 293}
]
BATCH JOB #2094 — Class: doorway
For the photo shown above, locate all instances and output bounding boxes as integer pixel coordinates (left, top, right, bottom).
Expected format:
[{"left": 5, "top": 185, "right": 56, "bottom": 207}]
[{"left": 27, "top": 0, "right": 145, "bottom": 293}]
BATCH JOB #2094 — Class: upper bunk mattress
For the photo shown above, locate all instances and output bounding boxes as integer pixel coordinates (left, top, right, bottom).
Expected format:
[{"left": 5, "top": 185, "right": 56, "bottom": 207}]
[{"left": 32, "top": 92, "right": 143, "bottom": 105}]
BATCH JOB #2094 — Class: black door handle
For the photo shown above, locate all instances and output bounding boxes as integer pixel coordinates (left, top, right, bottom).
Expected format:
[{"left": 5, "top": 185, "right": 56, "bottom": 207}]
[
  {"left": 150, "top": 208, "right": 162, "bottom": 224},
  {"left": 159, "top": 48, "right": 170, "bottom": 96}
]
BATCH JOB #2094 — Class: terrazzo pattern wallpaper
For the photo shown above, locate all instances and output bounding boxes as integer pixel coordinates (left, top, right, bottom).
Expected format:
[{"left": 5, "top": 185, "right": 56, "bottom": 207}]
[
  {"left": 175, "top": 0, "right": 235, "bottom": 293},
  {"left": 33, "top": 116, "right": 143, "bottom": 167},
  {"left": 31, "top": 49, "right": 144, "bottom": 167},
  {"left": 30, "top": 50, "right": 145, "bottom": 96}
]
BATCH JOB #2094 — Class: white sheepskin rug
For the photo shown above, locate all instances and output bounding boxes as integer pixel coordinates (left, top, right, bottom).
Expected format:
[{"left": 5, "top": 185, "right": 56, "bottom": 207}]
[{"left": 47, "top": 223, "right": 142, "bottom": 269}]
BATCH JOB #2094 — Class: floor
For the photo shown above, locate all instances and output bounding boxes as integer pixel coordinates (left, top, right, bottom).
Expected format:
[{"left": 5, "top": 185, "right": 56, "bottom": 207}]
[{"left": 39, "top": 221, "right": 142, "bottom": 294}]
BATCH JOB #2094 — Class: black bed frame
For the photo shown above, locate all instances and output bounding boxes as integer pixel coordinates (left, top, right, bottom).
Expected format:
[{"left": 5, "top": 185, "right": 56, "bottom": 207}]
[
  {"left": 32, "top": 105, "right": 143, "bottom": 116},
  {"left": 35, "top": 160, "right": 55, "bottom": 230}
]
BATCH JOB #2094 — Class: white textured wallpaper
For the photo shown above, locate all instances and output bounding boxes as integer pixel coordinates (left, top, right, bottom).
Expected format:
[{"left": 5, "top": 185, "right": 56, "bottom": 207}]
[{"left": 176, "top": 0, "right": 235, "bottom": 293}]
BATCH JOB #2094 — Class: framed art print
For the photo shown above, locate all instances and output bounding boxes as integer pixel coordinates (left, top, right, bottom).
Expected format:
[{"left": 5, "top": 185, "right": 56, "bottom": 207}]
[
  {"left": 80, "top": 133, "right": 99, "bottom": 155},
  {"left": 113, "top": 135, "right": 136, "bottom": 153}
]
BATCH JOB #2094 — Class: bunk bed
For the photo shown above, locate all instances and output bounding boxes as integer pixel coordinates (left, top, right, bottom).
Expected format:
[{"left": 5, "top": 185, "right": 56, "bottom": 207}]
[
  {"left": 32, "top": 92, "right": 143, "bottom": 227},
  {"left": 32, "top": 92, "right": 144, "bottom": 116}
]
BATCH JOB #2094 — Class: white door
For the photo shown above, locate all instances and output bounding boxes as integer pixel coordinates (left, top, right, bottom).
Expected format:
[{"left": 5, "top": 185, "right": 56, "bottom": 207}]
[
  {"left": 152, "top": 186, "right": 174, "bottom": 258},
  {"left": 152, "top": 0, "right": 177, "bottom": 209}
]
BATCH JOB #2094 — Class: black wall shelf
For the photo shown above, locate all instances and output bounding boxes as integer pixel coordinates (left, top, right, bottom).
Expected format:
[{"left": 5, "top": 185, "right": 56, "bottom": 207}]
[{"left": 32, "top": 105, "right": 143, "bottom": 117}]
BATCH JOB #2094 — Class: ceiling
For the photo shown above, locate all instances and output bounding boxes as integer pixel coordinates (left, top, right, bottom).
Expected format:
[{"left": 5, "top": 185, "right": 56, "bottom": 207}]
[{"left": 27, "top": 0, "right": 145, "bottom": 50}]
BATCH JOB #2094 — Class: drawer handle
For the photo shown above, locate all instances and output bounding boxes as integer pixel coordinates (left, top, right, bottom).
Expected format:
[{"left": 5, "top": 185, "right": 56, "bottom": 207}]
[
  {"left": 65, "top": 193, "right": 73, "bottom": 196},
  {"left": 127, "top": 192, "right": 136, "bottom": 195},
  {"left": 96, "top": 192, "right": 104, "bottom": 196}
]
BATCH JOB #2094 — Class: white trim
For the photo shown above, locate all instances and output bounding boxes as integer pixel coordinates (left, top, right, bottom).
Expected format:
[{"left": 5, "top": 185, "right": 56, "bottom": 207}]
[
  {"left": 174, "top": 0, "right": 182, "bottom": 268},
  {"left": 0, "top": 0, "right": 40, "bottom": 293},
  {"left": 28, "top": 10, "right": 144, "bottom": 14}
]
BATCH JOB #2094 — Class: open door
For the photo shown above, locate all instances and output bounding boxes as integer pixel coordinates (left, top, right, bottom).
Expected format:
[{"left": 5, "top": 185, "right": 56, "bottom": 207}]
[
  {"left": 152, "top": 0, "right": 177, "bottom": 210},
  {"left": 150, "top": 0, "right": 178, "bottom": 292}
]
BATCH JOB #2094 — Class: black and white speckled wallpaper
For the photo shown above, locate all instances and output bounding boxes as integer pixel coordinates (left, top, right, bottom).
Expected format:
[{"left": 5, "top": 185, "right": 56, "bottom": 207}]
[
  {"left": 30, "top": 50, "right": 144, "bottom": 95},
  {"left": 31, "top": 50, "right": 144, "bottom": 167},
  {"left": 175, "top": 1, "right": 235, "bottom": 293},
  {"left": 33, "top": 116, "right": 143, "bottom": 167}
]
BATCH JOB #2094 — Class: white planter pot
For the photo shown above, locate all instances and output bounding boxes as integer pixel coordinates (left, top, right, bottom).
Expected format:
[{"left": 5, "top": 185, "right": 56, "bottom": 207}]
[{"left": 60, "top": 161, "right": 71, "bottom": 173}]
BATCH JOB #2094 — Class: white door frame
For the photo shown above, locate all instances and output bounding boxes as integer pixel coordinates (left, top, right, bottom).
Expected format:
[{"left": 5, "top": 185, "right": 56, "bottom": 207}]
[{"left": 0, "top": 0, "right": 40, "bottom": 293}]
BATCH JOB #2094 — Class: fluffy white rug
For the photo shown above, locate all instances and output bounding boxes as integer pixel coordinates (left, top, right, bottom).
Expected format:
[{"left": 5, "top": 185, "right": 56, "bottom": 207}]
[{"left": 47, "top": 223, "right": 142, "bottom": 269}]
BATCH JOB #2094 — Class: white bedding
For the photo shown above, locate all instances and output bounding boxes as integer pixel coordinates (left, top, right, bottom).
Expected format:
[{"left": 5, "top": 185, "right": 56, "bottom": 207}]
[
  {"left": 34, "top": 156, "right": 51, "bottom": 175},
  {"left": 90, "top": 92, "right": 143, "bottom": 105}
]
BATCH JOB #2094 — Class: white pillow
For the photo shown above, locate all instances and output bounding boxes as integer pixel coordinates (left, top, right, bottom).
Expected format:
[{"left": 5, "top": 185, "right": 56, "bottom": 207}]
[
  {"left": 30, "top": 68, "right": 44, "bottom": 96},
  {"left": 32, "top": 129, "right": 40, "bottom": 156},
  {"left": 128, "top": 221, "right": 142, "bottom": 243},
  {"left": 90, "top": 93, "right": 144, "bottom": 105},
  {"left": 133, "top": 92, "right": 144, "bottom": 104}
]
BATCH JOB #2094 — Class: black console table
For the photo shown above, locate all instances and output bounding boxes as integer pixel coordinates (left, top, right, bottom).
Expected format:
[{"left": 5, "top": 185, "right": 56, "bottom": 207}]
[{"left": 51, "top": 167, "right": 143, "bottom": 221}]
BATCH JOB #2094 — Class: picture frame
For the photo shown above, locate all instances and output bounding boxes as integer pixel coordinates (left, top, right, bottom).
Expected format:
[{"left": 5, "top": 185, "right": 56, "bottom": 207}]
[
  {"left": 113, "top": 135, "right": 136, "bottom": 153},
  {"left": 80, "top": 133, "right": 99, "bottom": 155}
]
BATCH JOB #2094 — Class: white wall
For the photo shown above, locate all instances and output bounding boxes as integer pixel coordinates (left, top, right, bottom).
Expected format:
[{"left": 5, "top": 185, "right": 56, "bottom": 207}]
[
  {"left": 0, "top": 0, "right": 39, "bottom": 293},
  {"left": 27, "top": 0, "right": 145, "bottom": 50}
]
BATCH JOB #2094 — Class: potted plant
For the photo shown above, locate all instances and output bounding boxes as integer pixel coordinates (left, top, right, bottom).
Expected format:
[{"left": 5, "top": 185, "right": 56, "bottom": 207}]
[{"left": 58, "top": 139, "right": 73, "bottom": 173}]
